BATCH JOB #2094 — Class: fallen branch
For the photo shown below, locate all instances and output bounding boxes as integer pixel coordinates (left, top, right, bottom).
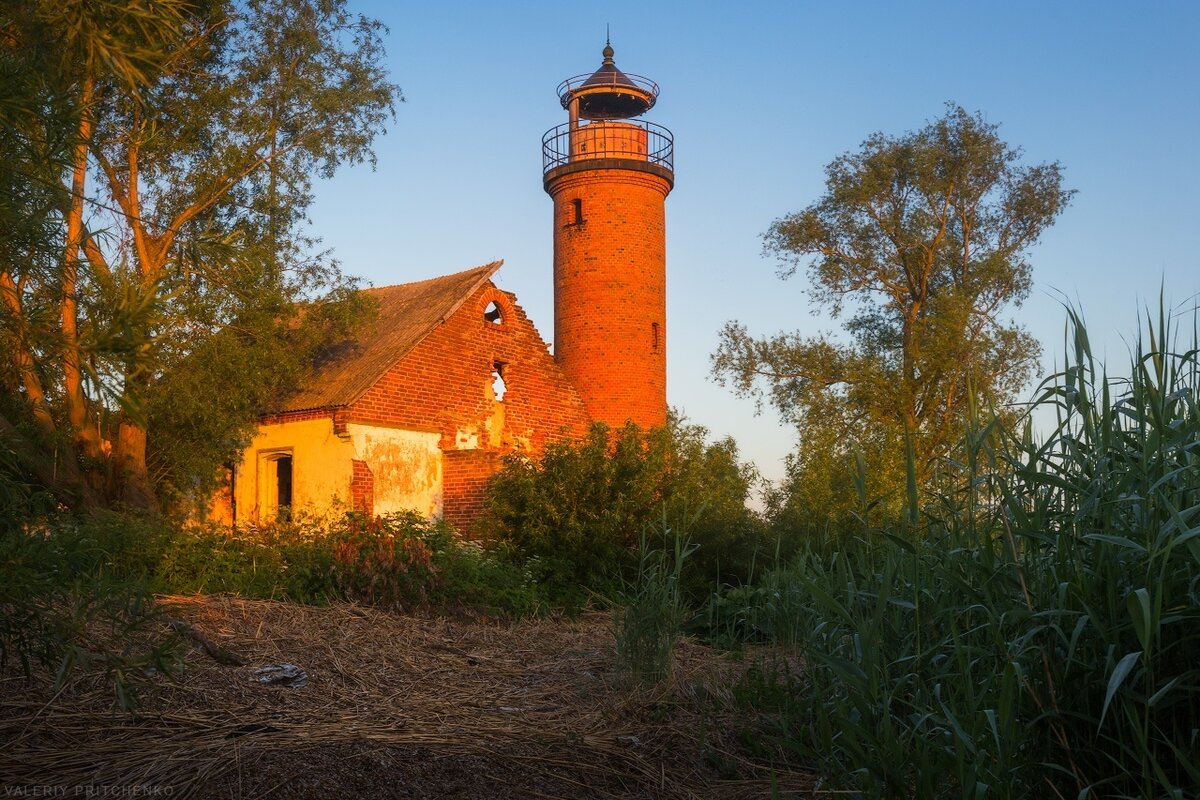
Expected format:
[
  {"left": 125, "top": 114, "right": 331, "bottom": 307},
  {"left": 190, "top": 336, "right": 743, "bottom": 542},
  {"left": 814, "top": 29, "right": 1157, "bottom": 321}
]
[{"left": 168, "top": 618, "right": 246, "bottom": 666}]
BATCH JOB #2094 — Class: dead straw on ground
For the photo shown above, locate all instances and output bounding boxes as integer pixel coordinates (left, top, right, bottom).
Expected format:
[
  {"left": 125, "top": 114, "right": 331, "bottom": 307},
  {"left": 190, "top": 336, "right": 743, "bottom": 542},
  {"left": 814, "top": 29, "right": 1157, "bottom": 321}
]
[{"left": 1, "top": 595, "right": 822, "bottom": 799}]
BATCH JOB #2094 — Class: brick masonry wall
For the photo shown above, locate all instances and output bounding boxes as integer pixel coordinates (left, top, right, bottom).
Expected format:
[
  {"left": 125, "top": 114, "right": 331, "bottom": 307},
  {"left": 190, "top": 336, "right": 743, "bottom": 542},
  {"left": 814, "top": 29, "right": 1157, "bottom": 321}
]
[
  {"left": 349, "top": 283, "right": 592, "bottom": 531},
  {"left": 441, "top": 449, "right": 502, "bottom": 536},
  {"left": 546, "top": 167, "right": 670, "bottom": 430},
  {"left": 350, "top": 459, "right": 374, "bottom": 516},
  {"left": 258, "top": 408, "right": 338, "bottom": 427}
]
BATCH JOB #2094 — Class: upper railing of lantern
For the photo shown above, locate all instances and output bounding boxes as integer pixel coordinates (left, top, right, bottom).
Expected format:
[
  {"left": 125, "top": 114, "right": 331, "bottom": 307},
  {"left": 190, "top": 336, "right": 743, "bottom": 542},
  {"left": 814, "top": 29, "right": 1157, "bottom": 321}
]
[
  {"left": 541, "top": 120, "right": 673, "bottom": 177},
  {"left": 556, "top": 72, "right": 659, "bottom": 109}
]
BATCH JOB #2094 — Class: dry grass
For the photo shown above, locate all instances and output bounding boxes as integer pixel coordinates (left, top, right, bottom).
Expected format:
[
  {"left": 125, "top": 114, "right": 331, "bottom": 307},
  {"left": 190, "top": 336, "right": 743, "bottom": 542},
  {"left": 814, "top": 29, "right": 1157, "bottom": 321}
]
[{"left": 0, "top": 596, "right": 819, "bottom": 798}]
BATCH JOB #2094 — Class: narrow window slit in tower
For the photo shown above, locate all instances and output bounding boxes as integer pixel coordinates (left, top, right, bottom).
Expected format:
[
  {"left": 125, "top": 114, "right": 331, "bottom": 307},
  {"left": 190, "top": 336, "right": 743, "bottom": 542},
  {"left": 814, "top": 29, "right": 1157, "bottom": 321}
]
[
  {"left": 491, "top": 362, "right": 507, "bottom": 401},
  {"left": 572, "top": 198, "right": 583, "bottom": 225},
  {"left": 651, "top": 322, "right": 660, "bottom": 351},
  {"left": 484, "top": 301, "right": 503, "bottom": 325}
]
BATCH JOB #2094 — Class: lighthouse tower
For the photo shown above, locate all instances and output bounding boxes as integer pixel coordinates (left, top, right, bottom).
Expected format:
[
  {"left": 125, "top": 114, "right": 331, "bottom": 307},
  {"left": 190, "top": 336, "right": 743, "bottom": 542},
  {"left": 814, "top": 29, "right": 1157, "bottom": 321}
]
[{"left": 542, "top": 41, "right": 673, "bottom": 430}]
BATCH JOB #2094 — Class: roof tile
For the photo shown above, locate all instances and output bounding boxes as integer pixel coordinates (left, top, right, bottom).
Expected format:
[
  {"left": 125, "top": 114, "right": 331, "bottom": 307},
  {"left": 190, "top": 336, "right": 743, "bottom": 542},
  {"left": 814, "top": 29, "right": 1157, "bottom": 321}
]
[{"left": 278, "top": 261, "right": 502, "bottom": 412}]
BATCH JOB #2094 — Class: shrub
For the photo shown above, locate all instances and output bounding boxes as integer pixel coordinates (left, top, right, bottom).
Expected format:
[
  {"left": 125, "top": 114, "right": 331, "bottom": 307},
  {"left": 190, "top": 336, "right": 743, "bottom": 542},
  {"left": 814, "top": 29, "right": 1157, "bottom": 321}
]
[
  {"left": 480, "top": 417, "right": 766, "bottom": 607},
  {"left": 144, "top": 511, "right": 538, "bottom": 614}
]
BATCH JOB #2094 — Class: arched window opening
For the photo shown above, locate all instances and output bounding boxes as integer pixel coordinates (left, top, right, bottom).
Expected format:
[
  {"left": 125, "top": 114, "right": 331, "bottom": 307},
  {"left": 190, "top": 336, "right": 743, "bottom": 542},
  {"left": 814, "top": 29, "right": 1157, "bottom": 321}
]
[
  {"left": 491, "top": 362, "right": 508, "bottom": 401},
  {"left": 484, "top": 301, "right": 503, "bottom": 325},
  {"left": 572, "top": 198, "right": 583, "bottom": 225}
]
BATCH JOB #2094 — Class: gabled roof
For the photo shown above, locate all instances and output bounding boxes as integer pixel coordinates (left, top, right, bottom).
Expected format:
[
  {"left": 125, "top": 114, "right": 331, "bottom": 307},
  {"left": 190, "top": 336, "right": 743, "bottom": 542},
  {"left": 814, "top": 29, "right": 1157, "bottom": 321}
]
[{"left": 278, "top": 261, "right": 502, "bottom": 413}]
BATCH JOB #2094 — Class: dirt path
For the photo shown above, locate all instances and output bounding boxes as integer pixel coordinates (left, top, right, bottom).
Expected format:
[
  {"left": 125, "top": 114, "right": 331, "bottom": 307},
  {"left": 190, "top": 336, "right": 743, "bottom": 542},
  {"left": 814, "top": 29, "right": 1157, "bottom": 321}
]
[{"left": 0, "top": 596, "right": 817, "bottom": 798}]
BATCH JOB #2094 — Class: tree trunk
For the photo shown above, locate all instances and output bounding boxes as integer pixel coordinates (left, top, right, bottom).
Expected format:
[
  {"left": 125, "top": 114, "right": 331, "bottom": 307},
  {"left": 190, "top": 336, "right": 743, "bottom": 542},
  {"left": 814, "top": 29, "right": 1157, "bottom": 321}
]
[
  {"left": 111, "top": 415, "right": 159, "bottom": 512},
  {"left": 62, "top": 75, "right": 105, "bottom": 482}
]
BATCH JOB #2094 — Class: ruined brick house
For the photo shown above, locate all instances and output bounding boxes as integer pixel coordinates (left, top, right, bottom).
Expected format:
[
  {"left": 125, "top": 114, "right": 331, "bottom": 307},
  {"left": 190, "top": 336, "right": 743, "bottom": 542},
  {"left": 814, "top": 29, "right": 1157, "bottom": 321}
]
[
  {"left": 225, "top": 262, "right": 591, "bottom": 530},
  {"left": 221, "top": 43, "right": 674, "bottom": 531}
]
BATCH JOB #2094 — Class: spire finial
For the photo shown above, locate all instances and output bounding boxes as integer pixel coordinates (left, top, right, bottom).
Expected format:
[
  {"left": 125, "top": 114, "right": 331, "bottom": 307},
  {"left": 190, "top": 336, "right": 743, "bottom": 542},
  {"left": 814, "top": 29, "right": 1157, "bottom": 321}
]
[{"left": 602, "top": 27, "right": 614, "bottom": 64}]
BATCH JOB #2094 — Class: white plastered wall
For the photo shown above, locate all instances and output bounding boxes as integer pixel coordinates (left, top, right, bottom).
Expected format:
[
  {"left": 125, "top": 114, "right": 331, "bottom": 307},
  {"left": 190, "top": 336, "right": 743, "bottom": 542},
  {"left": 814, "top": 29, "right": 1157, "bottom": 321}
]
[{"left": 346, "top": 424, "right": 443, "bottom": 517}]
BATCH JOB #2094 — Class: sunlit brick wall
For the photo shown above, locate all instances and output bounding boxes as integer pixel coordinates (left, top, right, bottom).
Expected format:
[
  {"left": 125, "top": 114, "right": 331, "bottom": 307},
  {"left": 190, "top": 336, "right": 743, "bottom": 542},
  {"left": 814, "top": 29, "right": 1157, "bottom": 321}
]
[
  {"left": 349, "top": 283, "right": 591, "bottom": 532},
  {"left": 441, "top": 449, "right": 502, "bottom": 536},
  {"left": 547, "top": 167, "right": 670, "bottom": 429},
  {"left": 350, "top": 458, "right": 374, "bottom": 516}
]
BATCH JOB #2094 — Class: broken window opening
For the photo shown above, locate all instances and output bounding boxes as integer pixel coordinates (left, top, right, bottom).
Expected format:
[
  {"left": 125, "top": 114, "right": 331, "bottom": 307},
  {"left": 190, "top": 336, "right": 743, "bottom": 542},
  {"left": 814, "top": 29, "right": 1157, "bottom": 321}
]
[
  {"left": 259, "top": 451, "right": 293, "bottom": 522},
  {"left": 484, "top": 300, "right": 503, "bottom": 325},
  {"left": 651, "top": 321, "right": 660, "bottom": 351},
  {"left": 491, "top": 362, "right": 508, "bottom": 402},
  {"left": 572, "top": 198, "right": 583, "bottom": 225}
]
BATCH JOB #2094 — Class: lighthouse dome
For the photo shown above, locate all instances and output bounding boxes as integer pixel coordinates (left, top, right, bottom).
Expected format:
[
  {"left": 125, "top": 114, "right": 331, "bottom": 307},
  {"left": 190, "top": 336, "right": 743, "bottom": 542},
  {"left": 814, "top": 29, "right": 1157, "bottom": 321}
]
[{"left": 557, "top": 42, "right": 658, "bottom": 120}]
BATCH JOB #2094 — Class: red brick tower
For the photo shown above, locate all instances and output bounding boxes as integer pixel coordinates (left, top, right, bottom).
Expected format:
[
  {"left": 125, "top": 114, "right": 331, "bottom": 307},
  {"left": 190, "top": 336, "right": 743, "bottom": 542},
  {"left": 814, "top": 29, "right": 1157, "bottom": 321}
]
[{"left": 542, "top": 41, "right": 673, "bottom": 429}]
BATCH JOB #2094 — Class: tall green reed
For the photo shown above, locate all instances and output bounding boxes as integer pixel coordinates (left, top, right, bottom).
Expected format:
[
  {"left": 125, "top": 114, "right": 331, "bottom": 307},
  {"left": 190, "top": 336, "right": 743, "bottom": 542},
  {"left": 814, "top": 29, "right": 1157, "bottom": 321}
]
[
  {"left": 614, "top": 510, "right": 697, "bottom": 684},
  {"left": 712, "top": 302, "right": 1200, "bottom": 799}
]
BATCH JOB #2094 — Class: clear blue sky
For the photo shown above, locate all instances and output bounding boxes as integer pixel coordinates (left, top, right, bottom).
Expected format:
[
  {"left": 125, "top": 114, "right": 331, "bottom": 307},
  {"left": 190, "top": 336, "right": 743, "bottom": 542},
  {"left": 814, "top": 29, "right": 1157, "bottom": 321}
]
[{"left": 309, "top": 1, "right": 1200, "bottom": 486}]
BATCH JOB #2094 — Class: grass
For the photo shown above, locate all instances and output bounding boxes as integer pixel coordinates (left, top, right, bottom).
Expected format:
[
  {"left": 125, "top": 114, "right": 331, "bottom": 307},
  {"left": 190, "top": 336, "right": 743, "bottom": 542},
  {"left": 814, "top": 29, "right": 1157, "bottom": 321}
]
[
  {"left": 4, "top": 300, "right": 1196, "bottom": 795},
  {"left": 613, "top": 512, "right": 696, "bottom": 683},
  {"left": 699, "top": 303, "right": 1200, "bottom": 799}
]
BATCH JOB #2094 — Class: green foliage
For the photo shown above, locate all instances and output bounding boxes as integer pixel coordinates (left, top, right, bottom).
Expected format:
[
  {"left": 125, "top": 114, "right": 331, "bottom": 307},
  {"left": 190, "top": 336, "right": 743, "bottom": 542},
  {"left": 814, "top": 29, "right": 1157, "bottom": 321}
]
[
  {"left": 2, "top": 509, "right": 542, "bottom": 618},
  {"left": 663, "top": 421, "right": 772, "bottom": 598},
  {"left": 0, "top": 514, "right": 182, "bottom": 712},
  {"left": 145, "top": 286, "right": 377, "bottom": 507},
  {"left": 715, "top": 104, "right": 1072, "bottom": 530},
  {"left": 0, "top": 0, "right": 401, "bottom": 509},
  {"left": 427, "top": 536, "right": 547, "bottom": 618},
  {"left": 614, "top": 515, "right": 696, "bottom": 684},
  {"left": 149, "top": 512, "right": 512, "bottom": 612},
  {"left": 702, "top": 304, "right": 1200, "bottom": 798},
  {"left": 26, "top": 0, "right": 192, "bottom": 90},
  {"left": 763, "top": 419, "right": 907, "bottom": 537},
  {"left": 480, "top": 418, "right": 766, "bottom": 607},
  {"left": 107, "top": 0, "right": 400, "bottom": 505},
  {"left": 0, "top": 13, "right": 72, "bottom": 286}
]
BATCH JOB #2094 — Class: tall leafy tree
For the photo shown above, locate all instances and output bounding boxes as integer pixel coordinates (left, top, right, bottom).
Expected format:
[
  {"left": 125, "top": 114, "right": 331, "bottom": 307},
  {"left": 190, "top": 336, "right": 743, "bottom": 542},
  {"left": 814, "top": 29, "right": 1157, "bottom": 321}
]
[
  {"left": 0, "top": 0, "right": 177, "bottom": 506},
  {"left": 1, "top": 0, "right": 399, "bottom": 510},
  {"left": 0, "top": 8, "right": 72, "bottom": 501},
  {"left": 714, "top": 105, "right": 1072, "bottom": 522}
]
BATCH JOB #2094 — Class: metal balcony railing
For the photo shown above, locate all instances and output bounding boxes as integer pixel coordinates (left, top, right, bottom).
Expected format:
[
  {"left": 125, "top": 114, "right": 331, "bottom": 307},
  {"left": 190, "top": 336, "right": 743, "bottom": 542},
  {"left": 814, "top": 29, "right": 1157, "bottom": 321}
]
[
  {"left": 541, "top": 120, "right": 674, "bottom": 175},
  {"left": 556, "top": 72, "right": 659, "bottom": 108}
]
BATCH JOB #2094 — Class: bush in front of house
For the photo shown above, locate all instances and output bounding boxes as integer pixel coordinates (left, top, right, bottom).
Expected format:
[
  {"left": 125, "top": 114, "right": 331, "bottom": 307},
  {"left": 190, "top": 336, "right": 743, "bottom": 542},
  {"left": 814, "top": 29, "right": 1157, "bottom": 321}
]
[
  {"left": 3, "top": 509, "right": 542, "bottom": 619},
  {"left": 478, "top": 418, "right": 769, "bottom": 608},
  {"left": 145, "top": 511, "right": 542, "bottom": 614}
]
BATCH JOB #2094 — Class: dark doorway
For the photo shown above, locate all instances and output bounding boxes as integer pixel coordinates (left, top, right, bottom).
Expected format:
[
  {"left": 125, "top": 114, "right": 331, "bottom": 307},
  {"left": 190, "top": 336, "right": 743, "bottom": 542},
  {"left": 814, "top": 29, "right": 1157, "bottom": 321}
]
[{"left": 276, "top": 456, "right": 293, "bottom": 520}]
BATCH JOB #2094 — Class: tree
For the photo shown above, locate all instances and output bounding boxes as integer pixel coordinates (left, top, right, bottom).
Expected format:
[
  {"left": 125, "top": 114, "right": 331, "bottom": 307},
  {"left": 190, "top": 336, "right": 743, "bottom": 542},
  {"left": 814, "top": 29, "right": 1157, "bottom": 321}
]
[
  {"left": 1, "top": 0, "right": 188, "bottom": 507},
  {"left": 714, "top": 105, "right": 1072, "bottom": 522},
  {"left": 0, "top": 0, "right": 398, "bottom": 510}
]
